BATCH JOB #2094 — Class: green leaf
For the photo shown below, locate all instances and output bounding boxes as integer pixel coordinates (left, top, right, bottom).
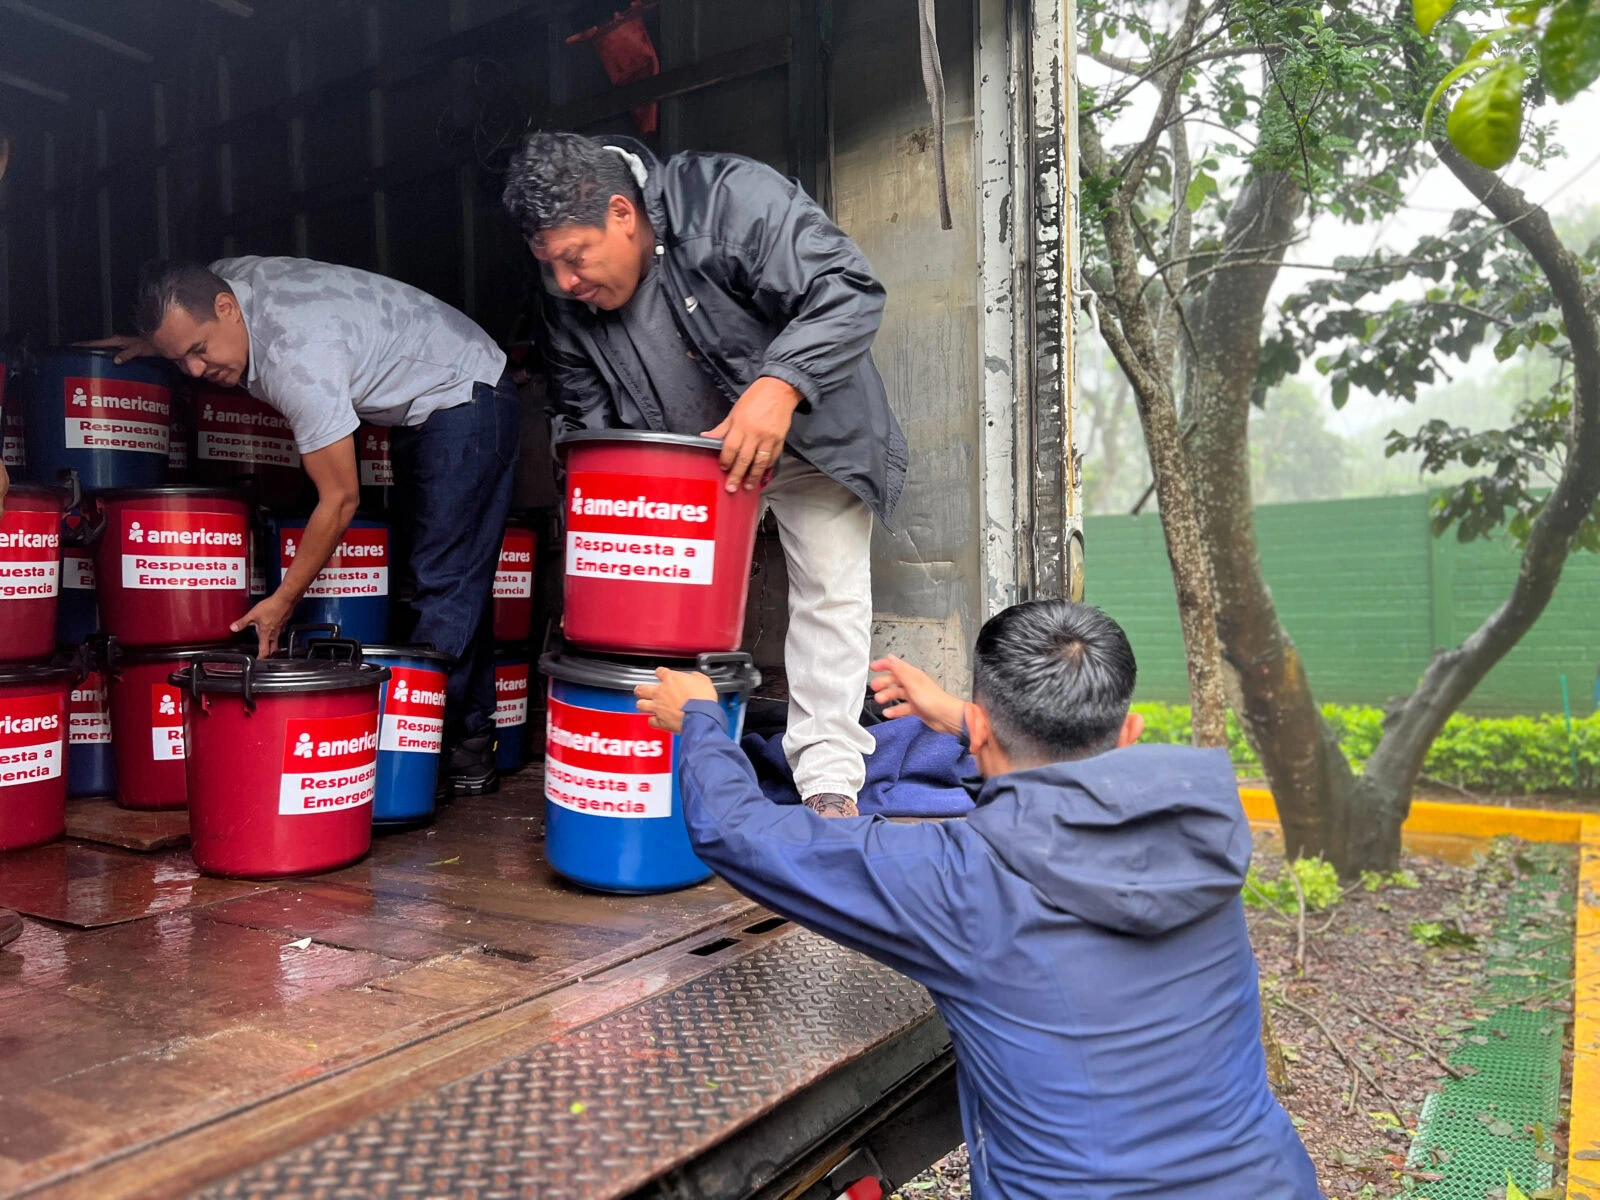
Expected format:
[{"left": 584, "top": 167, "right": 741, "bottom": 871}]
[
  {"left": 1331, "top": 374, "right": 1351, "bottom": 409},
  {"left": 1539, "top": 0, "right": 1600, "bottom": 102},
  {"left": 1506, "top": 1171, "right": 1530, "bottom": 1200},
  {"left": 1447, "top": 61, "right": 1527, "bottom": 169},
  {"left": 1185, "top": 170, "right": 1218, "bottom": 212},
  {"left": 1494, "top": 328, "right": 1523, "bottom": 360},
  {"left": 1422, "top": 57, "right": 1494, "bottom": 138},
  {"left": 1416, "top": 0, "right": 1455, "bottom": 34}
]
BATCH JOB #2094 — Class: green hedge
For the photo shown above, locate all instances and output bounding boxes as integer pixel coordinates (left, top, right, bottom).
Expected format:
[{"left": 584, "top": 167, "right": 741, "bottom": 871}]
[{"left": 1133, "top": 702, "right": 1600, "bottom": 795}]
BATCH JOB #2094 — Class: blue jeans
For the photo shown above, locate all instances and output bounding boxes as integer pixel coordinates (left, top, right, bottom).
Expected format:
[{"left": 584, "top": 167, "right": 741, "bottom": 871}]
[{"left": 390, "top": 373, "right": 519, "bottom": 739}]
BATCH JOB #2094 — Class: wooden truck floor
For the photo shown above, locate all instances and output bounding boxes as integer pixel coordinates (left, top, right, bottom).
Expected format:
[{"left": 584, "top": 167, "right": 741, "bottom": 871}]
[{"left": 0, "top": 772, "right": 952, "bottom": 1199}]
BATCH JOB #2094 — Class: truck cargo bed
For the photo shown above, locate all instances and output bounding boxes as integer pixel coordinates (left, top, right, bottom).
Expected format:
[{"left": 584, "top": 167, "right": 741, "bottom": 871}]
[{"left": 0, "top": 774, "right": 952, "bottom": 1199}]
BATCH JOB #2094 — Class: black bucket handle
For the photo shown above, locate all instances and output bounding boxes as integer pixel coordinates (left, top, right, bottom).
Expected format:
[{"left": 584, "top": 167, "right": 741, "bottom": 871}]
[
  {"left": 188, "top": 650, "right": 258, "bottom": 710},
  {"left": 283, "top": 623, "right": 342, "bottom": 657},
  {"left": 695, "top": 652, "right": 762, "bottom": 693},
  {"left": 305, "top": 637, "right": 365, "bottom": 667}
]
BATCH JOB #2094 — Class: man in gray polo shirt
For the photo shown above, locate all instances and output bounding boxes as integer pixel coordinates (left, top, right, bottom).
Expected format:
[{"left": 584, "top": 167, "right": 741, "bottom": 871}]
[{"left": 92, "top": 256, "right": 518, "bottom": 794}]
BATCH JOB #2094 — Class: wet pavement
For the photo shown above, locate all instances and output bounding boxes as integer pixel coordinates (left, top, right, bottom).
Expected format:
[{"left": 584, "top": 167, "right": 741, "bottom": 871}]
[{"left": 0, "top": 769, "right": 752, "bottom": 1195}]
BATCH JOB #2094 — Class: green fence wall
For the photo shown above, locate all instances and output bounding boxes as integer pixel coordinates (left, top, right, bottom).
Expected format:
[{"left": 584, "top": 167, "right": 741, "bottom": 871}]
[{"left": 1084, "top": 493, "right": 1600, "bottom": 717}]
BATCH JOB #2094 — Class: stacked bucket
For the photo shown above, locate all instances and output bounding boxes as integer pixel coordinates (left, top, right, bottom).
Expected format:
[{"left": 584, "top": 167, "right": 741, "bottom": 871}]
[
  {"left": 541, "top": 431, "right": 762, "bottom": 895},
  {"left": 491, "top": 515, "right": 538, "bottom": 778},
  {"left": 0, "top": 352, "right": 398, "bottom": 878}
]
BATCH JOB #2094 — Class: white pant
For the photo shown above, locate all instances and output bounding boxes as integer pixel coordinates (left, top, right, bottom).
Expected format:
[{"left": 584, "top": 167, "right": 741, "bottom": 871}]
[{"left": 763, "top": 455, "right": 876, "bottom": 801}]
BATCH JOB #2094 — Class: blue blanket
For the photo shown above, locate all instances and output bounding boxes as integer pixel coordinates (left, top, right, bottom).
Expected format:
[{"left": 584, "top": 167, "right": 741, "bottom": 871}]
[{"left": 739, "top": 716, "right": 978, "bottom": 817}]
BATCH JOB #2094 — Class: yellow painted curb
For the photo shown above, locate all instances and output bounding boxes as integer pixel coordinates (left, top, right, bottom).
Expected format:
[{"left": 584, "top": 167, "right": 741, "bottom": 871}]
[
  {"left": 1237, "top": 787, "right": 1587, "bottom": 844},
  {"left": 1569, "top": 815, "right": 1600, "bottom": 1200}
]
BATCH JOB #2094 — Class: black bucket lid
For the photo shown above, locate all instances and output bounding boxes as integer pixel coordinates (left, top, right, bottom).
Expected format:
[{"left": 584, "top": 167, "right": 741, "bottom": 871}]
[
  {"left": 0, "top": 661, "right": 77, "bottom": 687},
  {"left": 359, "top": 643, "right": 455, "bottom": 666},
  {"left": 91, "top": 485, "right": 247, "bottom": 503},
  {"left": 554, "top": 429, "right": 720, "bottom": 457},
  {"left": 109, "top": 638, "right": 252, "bottom": 668},
  {"left": 172, "top": 649, "right": 389, "bottom": 708},
  {"left": 539, "top": 648, "right": 759, "bottom": 695}
]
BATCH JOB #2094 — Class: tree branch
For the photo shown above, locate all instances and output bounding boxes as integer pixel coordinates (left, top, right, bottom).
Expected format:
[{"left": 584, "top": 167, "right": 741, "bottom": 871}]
[{"left": 1351, "top": 143, "right": 1600, "bottom": 859}]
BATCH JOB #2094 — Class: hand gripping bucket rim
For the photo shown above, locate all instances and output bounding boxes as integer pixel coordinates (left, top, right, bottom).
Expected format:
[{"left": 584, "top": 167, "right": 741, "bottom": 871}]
[
  {"left": 173, "top": 648, "right": 391, "bottom": 703},
  {"left": 552, "top": 430, "right": 768, "bottom": 657},
  {"left": 537, "top": 648, "right": 761, "bottom": 694},
  {"left": 537, "top": 647, "right": 759, "bottom": 894}
]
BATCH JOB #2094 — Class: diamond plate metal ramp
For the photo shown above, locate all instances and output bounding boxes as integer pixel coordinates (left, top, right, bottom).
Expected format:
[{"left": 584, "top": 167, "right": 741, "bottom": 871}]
[{"left": 203, "top": 929, "right": 939, "bottom": 1199}]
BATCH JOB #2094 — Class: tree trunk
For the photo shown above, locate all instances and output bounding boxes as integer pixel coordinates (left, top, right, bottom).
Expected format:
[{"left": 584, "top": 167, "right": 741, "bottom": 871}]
[
  {"left": 1181, "top": 171, "right": 1360, "bottom": 857},
  {"left": 1080, "top": 111, "right": 1230, "bottom": 749}
]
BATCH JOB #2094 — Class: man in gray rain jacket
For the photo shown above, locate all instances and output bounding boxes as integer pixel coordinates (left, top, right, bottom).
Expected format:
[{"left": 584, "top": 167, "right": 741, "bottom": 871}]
[{"left": 503, "top": 132, "right": 908, "bottom": 818}]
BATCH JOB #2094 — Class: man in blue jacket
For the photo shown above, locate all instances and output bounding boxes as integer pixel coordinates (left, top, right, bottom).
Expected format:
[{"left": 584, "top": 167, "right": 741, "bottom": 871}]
[{"left": 636, "top": 600, "right": 1320, "bottom": 1199}]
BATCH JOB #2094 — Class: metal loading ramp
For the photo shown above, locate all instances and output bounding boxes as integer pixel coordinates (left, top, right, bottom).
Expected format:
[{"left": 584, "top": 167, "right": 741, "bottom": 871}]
[{"left": 203, "top": 929, "right": 953, "bottom": 1200}]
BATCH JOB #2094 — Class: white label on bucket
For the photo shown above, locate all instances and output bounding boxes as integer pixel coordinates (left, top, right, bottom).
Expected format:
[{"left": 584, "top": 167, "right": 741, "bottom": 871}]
[
  {"left": 69, "top": 674, "right": 111, "bottom": 744},
  {"left": 283, "top": 527, "right": 389, "bottom": 598},
  {"left": 544, "top": 697, "right": 672, "bottom": 819},
  {"left": 494, "top": 529, "right": 535, "bottom": 599},
  {"left": 0, "top": 509, "right": 61, "bottom": 600},
  {"left": 380, "top": 667, "right": 447, "bottom": 753},
  {"left": 150, "top": 684, "right": 185, "bottom": 760},
  {"left": 0, "top": 691, "right": 65, "bottom": 788},
  {"left": 120, "top": 508, "right": 248, "bottom": 591},
  {"left": 63, "top": 375, "right": 171, "bottom": 455},
  {"left": 279, "top": 711, "right": 378, "bottom": 815},
  {"left": 195, "top": 389, "right": 300, "bottom": 468},
  {"left": 358, "top": 426, "right": 392, "bottom": 487},
  {"left": 494, "top": 664, "right": 529, "bottom": 729},
  {"left": 564, "top": 472, "right": 717, "bottom": 586},
  {"left": 64, "top": 549, "right": 95, "bottom": 591}
]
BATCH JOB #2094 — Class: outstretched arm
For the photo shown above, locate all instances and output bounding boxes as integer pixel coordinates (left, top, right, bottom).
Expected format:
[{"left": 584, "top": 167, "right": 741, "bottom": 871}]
[{"left": 639, "top": 671, "right": 973, "bottom": 987}]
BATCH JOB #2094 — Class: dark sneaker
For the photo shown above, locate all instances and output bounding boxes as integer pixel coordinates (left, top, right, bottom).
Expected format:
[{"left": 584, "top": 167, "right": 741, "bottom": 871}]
[
  {"left": 803, "top": 792, "right": 859, "bottom": 818},
  {"left": 445, "top": 733, "right": 498, "bottom": 796}
]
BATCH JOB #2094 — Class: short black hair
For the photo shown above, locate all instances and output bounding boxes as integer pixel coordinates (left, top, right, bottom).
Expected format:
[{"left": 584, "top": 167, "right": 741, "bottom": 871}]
[
  {"left": 133, "top": 260, "right": 233, "bottom": 339},
  {"left": 501, "top": 131, "right": 644, "bottom": 240},
  {"left": 971, "top": 601, "right": 1138, "bottom": 763}
]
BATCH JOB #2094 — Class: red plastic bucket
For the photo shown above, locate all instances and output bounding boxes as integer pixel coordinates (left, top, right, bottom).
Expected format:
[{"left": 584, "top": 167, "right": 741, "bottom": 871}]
[
  {"left": 357, "top": 423, "right": 393, "bottom": 513},
  {"left": 106, "top": 640, "right": 232, "bottom": 811},
  {"left": 0, "top": 662, "right": 73, "bottom": 850},
  {"left": 555, "top": 431, "right": 764, "bottom": 656},
  {"left": 0, "top": 483, "right": 67, "bottom": 662},
  {"left": 191, "top": 384, "right": 309, "bottom": 508},
  {"left": 492, "top": 519, "right": 537, "bottom": 643},
  {"left": 92, "top": 487, "right": 250, "bottom": 648},
  {"left": 173, "top": 646, "right": 389, "bottom": 878}
]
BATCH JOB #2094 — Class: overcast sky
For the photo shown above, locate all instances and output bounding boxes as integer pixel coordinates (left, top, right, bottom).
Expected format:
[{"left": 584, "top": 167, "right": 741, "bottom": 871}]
[{"left": 1080, "top": 44, "right": 1600, "bottom": 436}]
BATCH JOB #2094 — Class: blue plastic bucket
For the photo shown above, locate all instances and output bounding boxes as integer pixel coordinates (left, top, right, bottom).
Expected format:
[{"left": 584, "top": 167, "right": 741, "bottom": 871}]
[
  {"left": 24, "top": 349, "right": 173, "bottom": 491},
  {"left": 364, "top": 644, "right": 452, "bottom": 824},
  {"left": 270, "top": 516, "right": 390, "bottom": 644},
  {"left": 494, "top": 651, "right": 530, "bottom": 774},
  {"left": 537, "top": 649, "right": 759, "bottom": 894},
  {"left": 57, "top": 545, "right": 99, "bottom": 644},
  {"left": 0, "top": 349, "right": 22, "bottom": 475},
  {"left": 63, "top": 645, "right": 115, "bottom": 798}
]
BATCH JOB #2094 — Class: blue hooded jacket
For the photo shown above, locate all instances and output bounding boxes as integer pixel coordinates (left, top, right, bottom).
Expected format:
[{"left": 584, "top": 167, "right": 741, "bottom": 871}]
[{"left": 678, "top": 703, "right": 1322, "bottom": 1199}]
